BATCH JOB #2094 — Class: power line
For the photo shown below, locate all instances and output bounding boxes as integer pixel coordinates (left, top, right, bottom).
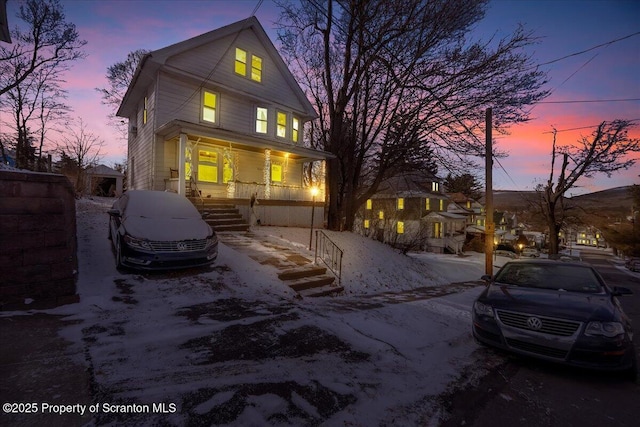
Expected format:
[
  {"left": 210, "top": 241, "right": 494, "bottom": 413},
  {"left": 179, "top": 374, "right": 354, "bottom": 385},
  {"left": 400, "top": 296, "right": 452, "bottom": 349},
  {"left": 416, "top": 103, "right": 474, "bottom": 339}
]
[
  {"left": 537, "top": 31, "right": 640, "bottom": 67},
  {"left": 538, "top": 98, "right": 640, "bottom": 104}
]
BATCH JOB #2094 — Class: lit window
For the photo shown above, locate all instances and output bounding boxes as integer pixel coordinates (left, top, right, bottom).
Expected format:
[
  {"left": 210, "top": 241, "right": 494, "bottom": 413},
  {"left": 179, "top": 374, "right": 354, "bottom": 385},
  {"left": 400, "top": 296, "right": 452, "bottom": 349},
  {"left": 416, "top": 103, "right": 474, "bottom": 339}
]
[
  {"left": 379, "top": 210, "right": 384, "bottom": 220},
  {"left": 432, "top": 182, "right": 439, "bottom": 192},
  {"left": 364, "top": 219, "right": 370, "bottom": 229},
  {"left": 425, "top": 198, "right": 430, "bottom": 210},
  {"left": 439, "top": 199, "right": 444, "bottom": 211},
  {"left": 397, "top": 198, "right": 404, "bottom": 210},
  {"left": 251, "top": 55, "right": 262, "bottom": 82},
  {"left": 366, "top": 199, "right": 372, "bottom": 210},
  {"left": 198, "top": 150, "right": 218, "bottom": 183},
  {"left": 235, "top": 48, "right": 247, "bottom": 76},
  {"left": 397, "top": 221, "right": 404, "bottom": 234},
  {"left": 466, "top": 201, "right": 471, "bottom": 209},
  {"left": 292, "top": 117, "right": 299, "bottom": 142},
  {"left": 271, "top": 163, "right": 282, "bottom": 182},
  {"left": 433, "top": 222, "right": 441, "bottom": 238},
  {"left": 202, "top": 91, "right": 217, "bottom": 123},
  {"left": 277, "top": 111, "right": 287, "bottom": 138},
  {"left": 143, "top": 96, "right": 148, "bottom": 125},
  {"left": 256, "top": 107, "right": 268, "bottom": 134}
]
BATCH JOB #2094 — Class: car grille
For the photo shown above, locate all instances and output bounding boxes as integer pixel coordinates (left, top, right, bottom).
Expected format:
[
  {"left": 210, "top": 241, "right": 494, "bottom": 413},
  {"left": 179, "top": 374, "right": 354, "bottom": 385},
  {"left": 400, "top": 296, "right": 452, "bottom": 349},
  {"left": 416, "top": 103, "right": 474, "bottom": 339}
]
[
  {"left": 496, "top": 310, "right": 581, "bottom": 337},
  {"left": 505, "top": 338, "right": 568, "bottom": 359},
  {"left": 148, "top": 239, "right": 209, "bottom": 252}
]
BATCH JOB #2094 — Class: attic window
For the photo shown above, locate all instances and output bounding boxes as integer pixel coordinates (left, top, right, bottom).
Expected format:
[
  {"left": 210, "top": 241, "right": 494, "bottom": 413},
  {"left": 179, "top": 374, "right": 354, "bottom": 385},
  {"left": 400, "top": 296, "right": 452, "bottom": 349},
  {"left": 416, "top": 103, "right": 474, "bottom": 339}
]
[
  {"left": 431, "top": 182, "right": 440, "bottom": 192},
  {"left": 235, "top": 48, "right": 247, "bottom": 76},
  {"left": 251, "top": 55, "right": 262, "bottom": 82},
  {"left": 235, "top": 47, "right": 262, "bottom": 82}
]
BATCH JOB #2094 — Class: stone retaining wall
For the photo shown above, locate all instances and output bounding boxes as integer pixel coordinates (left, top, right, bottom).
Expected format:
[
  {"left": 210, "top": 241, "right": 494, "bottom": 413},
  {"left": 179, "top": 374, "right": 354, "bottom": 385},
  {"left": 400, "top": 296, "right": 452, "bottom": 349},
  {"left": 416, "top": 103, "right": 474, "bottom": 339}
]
[{"left": 0, "top": 170, "right": 78, "bottom": 310}]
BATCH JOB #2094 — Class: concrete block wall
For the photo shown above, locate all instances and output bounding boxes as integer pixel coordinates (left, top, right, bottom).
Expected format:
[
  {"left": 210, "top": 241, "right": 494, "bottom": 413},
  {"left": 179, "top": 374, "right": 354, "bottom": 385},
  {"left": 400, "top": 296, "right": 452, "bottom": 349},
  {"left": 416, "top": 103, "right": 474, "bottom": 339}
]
[{"left": 0, "top": 170, "right": 78, "bottom": 310}]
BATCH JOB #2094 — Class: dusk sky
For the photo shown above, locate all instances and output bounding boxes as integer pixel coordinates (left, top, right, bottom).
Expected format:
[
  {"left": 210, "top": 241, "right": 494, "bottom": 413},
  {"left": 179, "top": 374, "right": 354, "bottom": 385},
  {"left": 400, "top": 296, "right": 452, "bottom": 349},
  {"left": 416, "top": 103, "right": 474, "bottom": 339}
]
[{"left": 5, "top": 0, "right": 640, "bottom": 195}]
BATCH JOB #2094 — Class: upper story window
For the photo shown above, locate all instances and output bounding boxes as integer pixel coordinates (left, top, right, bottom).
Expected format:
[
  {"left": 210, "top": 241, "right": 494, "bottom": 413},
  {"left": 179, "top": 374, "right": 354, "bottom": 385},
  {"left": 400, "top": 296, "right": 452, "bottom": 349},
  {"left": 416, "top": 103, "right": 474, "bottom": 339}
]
[
  {"left": 397, "top": 198, "right": 404, "bottom": 210},
  {"left": 202, "top": 91, "right": 217, "bottom": 123},
  {"left": 425, "top": 198, "right": 430, "bottom": 210},
  {"left": 292, "top": 117, "right": 300, "bottom": 143},
  {"left": 366, "top": 199, "right": 372, "bottom": 210},
  {"left": 256, "top": 107, "right": 268, "bottom": 134},
  {"left": 277, "top": 111, "right": 287, "bottom": 138},
  {"left": 378, "top": 210, "right": 384, "bottom": 220},
  {"left": 235, "top": 47, "right": 262, "bottom": 82},
  {"left": 143, "top": 96, "right": 148, "bottom": 125},
  {"left": 439, "top": 199, "right": 444, "bottom": 211}
]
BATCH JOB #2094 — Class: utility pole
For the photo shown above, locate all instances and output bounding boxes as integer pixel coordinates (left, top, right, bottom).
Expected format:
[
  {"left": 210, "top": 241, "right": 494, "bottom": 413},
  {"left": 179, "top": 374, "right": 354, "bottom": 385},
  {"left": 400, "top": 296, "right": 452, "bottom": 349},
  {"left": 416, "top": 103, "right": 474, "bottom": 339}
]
[{"left": 485, "top": 108, "right": 494, "bottom": 276}]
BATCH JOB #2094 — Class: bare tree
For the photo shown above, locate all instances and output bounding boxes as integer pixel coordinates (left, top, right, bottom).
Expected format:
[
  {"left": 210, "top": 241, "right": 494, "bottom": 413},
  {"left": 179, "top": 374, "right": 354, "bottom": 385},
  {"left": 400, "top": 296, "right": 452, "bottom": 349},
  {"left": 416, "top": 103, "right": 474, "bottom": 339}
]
[
  {"left": 96, "top": 49, "right": 149, "bottom": 138},
  {"left": 276, "top": 0, "right": 548, "bottom": 230},
  {"left": 537, "top": 120, "right": 640, "bottom": 254},
  {"left": 0, "top": 0, "right": 86, "bottom": 96},
  {"left": 0, "top": 0, "right": 85, "bottom": 169},
  {"left": 59, "top": 118, "right": 105, "bottom": 193}
]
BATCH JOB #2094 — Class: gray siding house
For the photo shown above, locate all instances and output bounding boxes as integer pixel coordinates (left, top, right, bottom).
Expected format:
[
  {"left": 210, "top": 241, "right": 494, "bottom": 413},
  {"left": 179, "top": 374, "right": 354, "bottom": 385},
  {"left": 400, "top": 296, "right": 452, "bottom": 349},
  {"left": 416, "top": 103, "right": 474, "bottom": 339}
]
[{"left": 116, "top": 17, "right": 331, "bottom": 226}]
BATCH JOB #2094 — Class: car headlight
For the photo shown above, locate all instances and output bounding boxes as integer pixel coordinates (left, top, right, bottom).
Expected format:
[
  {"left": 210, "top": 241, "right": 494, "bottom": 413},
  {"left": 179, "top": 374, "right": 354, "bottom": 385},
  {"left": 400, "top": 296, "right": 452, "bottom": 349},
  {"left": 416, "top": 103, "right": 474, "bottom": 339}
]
[
  {"left": 584, "top": 321, "right": 625, "bottom": 338},
  {"left": 474, "top": 301, "right": 494, "bottom": 318},
  {"left": 205, "top": 234, "right": 218, "bottom": 249},
  {"left": 124, "top": 235, "right": 152, "bottom": 250}
]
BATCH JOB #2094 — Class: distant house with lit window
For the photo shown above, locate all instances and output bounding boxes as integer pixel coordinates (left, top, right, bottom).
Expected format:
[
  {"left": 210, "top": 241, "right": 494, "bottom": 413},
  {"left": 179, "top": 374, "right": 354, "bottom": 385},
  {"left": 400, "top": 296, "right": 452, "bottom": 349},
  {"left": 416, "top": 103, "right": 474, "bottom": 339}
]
[
  {"left": 356, "top": 173, "right": 466, "bottom": 253},
  {"left": 116, "top": 17, "right": 332, "bottom": 227}
]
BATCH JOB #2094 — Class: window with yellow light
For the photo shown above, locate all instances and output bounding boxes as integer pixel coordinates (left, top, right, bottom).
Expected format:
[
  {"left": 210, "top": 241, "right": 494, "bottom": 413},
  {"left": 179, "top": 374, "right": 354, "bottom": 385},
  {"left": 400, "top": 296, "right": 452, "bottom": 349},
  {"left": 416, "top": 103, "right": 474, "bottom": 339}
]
[{"left": 198, "top": 150, "right": 218, "bottom": 183}]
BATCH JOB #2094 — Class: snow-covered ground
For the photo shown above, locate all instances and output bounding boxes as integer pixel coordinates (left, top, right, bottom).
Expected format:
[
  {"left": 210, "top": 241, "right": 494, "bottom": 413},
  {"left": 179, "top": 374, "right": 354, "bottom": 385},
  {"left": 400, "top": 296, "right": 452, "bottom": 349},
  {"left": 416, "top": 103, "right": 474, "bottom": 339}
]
[{"left": 7, "top": 196, "right": 518, "bottom": 426}]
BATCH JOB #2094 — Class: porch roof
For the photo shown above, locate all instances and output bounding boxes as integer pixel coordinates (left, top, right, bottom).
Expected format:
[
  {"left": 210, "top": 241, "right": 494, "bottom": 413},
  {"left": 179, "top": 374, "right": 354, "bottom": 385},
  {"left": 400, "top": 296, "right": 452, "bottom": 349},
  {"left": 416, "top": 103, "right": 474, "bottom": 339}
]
[
  {"left": 156, "top": 119, "right": 334, "bottom": 162},
  {"left": 422, "top": 211, "right": 467, "bottom": 221}
]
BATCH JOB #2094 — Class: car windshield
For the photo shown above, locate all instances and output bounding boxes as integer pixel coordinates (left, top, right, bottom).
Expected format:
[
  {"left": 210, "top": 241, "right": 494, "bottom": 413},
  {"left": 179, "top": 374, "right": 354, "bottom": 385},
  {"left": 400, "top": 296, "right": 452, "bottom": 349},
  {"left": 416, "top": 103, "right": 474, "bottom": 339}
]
[
  {"left": 123, "top": 191, "right": 200, "bottom": 219},
  {"left": 494, "top": 263, "right": 603, "bottom": 293}
]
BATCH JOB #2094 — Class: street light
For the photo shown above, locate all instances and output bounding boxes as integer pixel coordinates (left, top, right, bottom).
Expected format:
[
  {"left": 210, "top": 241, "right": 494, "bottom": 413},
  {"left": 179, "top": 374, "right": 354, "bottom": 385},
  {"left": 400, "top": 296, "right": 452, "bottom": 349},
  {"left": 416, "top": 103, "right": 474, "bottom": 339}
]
[
  {"left": 309, "top": 187, "right": 319, "bottom": 250},
  {"left": 518, "top": 242, "right": 524, "bottom": 257},
  {"left": 494, "top": 237, "right": 498, "bottom": 261}
]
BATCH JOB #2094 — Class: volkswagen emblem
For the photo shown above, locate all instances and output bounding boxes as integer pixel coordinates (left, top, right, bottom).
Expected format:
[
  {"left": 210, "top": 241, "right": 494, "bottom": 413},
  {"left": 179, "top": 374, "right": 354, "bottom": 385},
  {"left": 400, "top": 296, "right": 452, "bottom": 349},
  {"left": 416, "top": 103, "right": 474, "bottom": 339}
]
[
  {"left": 177, "top": 242, "right": 187, "bottom": 251},
  {"left": 527, "top": 316, "right": 543, "bottom": 330}
]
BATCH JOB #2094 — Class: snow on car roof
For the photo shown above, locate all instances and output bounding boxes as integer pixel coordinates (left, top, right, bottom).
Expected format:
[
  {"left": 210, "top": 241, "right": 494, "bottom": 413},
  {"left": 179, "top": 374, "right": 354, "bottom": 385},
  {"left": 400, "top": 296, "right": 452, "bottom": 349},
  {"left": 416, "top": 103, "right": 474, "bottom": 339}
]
[{"left": 123, "top": 190, "right": 201, "bottom": 219}]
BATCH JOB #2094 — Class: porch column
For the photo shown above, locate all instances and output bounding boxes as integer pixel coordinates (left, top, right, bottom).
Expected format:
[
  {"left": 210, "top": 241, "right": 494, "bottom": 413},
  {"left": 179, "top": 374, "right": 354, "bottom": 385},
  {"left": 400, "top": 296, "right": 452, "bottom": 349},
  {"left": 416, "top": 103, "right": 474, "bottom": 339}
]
[{"left": 178, "top": 133, "right": 187, "bottom": 196}]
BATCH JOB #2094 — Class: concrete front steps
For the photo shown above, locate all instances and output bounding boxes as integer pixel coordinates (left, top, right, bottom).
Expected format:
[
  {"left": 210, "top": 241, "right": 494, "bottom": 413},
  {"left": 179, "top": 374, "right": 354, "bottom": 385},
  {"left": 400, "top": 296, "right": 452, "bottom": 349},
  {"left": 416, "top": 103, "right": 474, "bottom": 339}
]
[
  {"left": 191, "top": 199, "right": 250, "bottom": 232},
  {"left": 218, "top": 232, "right": 343, "bottom": 298},
  {"left": 277, "top": 265, "right": 344, "bottom": 298}
]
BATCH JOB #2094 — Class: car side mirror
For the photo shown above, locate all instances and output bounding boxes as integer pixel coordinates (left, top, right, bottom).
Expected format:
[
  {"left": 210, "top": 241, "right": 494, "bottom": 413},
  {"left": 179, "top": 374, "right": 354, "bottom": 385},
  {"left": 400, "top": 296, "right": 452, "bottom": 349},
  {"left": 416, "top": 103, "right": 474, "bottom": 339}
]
[
  {"left": 612, "top": 286, "right": 633, "bottom": 296},
  {"left": 107, "top": 209, "right": 121, "bottom": 217}
]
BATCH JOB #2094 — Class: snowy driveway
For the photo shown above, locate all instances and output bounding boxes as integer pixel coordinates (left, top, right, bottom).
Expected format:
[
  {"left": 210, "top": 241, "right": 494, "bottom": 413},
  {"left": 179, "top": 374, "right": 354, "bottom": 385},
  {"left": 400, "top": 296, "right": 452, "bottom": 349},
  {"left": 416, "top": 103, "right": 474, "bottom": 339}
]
[{"left": 57, "top": 198, "right": 490, "bottom": 426}]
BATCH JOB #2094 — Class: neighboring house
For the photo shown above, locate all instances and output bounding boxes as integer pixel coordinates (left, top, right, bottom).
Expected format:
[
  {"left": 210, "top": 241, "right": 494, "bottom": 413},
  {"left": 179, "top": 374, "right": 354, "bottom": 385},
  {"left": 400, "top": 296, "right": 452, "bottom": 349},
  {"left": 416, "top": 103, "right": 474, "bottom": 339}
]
[
  {"left": 575, "top": 226, "right": 607, "bottom": 248},
  {"left": 356, "top": 173, "right": 466, "bottom": 253},
  {"left": 116, "top": 17, "right": 332, "bottom": 227},
  {"left": 84, "top": 164, "right": 124, "bottom": 197}
]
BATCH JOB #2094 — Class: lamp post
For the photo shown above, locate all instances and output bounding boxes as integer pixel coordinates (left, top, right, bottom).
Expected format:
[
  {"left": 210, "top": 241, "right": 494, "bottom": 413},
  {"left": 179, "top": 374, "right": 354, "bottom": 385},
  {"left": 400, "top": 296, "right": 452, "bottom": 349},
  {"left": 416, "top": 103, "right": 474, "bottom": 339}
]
[
  {"left": 494, "top": 237, "right": 498, "bottom": 261},
  {"left": 309, "top": 187, "right": 319, "bottom": 250},
  {"left": 518, "top": 242, "right": 524, "bottom": 258}
]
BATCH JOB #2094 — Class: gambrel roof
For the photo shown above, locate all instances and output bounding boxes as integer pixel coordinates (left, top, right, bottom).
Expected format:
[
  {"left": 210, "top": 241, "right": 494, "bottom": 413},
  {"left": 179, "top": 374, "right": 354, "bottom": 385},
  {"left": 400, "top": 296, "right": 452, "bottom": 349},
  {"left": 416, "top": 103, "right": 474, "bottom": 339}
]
[{"left": 117, "top": 16, "right": 317, "bottom": 120}]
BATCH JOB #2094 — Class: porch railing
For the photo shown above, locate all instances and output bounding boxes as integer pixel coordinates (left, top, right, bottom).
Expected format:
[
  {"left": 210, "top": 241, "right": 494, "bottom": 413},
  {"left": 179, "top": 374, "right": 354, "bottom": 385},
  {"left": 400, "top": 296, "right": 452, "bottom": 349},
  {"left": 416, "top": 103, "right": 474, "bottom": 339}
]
[{"left": 314, "top": 230, "right": 343, "bottom": 285}]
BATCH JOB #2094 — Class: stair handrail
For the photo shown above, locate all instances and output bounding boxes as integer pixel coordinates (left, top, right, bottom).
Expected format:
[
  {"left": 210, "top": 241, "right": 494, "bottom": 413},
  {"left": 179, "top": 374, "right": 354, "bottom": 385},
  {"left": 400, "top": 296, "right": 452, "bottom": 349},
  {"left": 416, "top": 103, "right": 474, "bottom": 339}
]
[{"left": 314, "top": 230, "right": 343, "bottom": 285}]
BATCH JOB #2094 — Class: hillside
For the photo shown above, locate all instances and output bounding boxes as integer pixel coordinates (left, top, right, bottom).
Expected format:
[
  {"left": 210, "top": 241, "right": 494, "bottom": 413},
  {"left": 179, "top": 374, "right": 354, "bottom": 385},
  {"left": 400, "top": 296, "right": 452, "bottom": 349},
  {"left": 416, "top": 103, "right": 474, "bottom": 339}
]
[{"left": 482, "top": 187, "right": 634, "bottom": 215}]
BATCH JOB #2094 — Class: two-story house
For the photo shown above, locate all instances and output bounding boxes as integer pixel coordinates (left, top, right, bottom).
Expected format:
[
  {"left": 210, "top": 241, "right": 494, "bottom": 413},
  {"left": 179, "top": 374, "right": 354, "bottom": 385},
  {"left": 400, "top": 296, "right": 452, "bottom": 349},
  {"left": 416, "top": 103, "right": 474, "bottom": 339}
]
[
  {"left": 356, "top": 173, "right": 467, "bottom": 253},
  {"left": 116, "top": 17, "right": 332, "bottom": 227}
]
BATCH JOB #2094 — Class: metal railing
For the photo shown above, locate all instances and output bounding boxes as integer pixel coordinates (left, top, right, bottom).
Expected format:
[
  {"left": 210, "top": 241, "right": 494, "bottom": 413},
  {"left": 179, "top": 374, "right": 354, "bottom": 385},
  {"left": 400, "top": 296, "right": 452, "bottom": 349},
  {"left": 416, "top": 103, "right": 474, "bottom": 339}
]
[{"left": 314, "top": 230, "right": 343, "bottom": 285}]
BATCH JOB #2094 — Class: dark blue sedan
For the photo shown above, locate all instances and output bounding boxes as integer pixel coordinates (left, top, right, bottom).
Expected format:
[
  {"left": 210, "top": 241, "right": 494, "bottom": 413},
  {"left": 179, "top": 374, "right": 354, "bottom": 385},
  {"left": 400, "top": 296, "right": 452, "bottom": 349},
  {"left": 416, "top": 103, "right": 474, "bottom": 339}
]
[{"left": 472, "top": 260, "right": 636, "bottom": 378}]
